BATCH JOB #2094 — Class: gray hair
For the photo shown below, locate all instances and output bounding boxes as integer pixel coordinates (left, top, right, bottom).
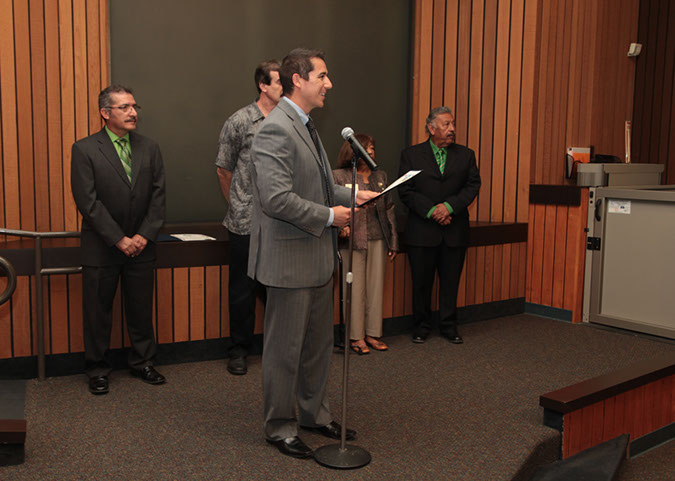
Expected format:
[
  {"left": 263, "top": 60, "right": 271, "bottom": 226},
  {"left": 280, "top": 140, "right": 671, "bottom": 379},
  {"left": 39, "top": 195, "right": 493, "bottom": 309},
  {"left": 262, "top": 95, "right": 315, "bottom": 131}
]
[
  {"left": 99, "top": 84, "right": 133, "bottom": 110},
  {"left": 425, "top": 106, "right": 454, "bottom": 135}
]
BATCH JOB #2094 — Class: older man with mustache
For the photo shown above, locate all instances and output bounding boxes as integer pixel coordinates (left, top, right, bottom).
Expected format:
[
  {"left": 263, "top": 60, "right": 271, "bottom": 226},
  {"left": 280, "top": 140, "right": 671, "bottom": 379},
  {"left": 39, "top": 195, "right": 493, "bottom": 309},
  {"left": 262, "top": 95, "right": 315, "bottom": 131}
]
[
  {"left": 398, "top": 106, "right": 481, "bottom": 346},
  {"left": 71, "top": 84, "right": 166, "bottom": 395}
]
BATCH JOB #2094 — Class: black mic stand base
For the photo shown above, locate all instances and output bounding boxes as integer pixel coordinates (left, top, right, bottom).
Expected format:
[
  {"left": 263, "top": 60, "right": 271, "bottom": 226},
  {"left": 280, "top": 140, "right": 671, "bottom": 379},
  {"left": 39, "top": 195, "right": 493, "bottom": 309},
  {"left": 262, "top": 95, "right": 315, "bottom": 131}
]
[{"left": 313, "top": 443, "right": 372, "bottom": 469}]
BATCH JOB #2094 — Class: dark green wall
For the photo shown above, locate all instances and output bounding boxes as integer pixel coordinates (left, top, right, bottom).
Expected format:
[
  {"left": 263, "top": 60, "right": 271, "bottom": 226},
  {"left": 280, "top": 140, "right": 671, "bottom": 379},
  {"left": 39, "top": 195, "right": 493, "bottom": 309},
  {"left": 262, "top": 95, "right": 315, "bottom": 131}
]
[{"left": 110, "top": 0, "right": 412, "bottom": 223}]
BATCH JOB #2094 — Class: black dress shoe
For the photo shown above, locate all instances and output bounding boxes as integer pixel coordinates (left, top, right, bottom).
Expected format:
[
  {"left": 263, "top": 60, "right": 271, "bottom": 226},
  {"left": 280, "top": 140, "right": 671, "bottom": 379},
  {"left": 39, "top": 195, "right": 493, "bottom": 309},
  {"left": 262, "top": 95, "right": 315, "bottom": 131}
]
[
  {"left": 301, "top": 421, "right": 356, "bottom": 441},
  {"left": 227, "top": 356, "right": 247, "bottom": 375},
  {"left": 412, "top": 333, "right": 427, "bottom": 343},
  {"left": 130, "top": 366, "right": 166, "bottom": 385},
  {"left": 266, "top": 436, "right": 313, "bottom": 459},
  {"left": 441, "top": 332, "right": 463, "bottom": 344},
  {"left": 88, "top": 375, "right": 109, "bottom": 395}
]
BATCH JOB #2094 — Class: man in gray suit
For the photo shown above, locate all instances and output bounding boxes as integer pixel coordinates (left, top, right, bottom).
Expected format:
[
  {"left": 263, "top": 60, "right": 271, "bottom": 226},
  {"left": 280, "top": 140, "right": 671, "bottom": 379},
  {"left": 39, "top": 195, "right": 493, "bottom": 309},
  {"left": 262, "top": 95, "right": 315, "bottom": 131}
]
[
  {"left": 248, "top": 48, "right": 377, "bottom": 459},
  {"left": 71, "top": 85, "right": 166, "bottom": 395}
]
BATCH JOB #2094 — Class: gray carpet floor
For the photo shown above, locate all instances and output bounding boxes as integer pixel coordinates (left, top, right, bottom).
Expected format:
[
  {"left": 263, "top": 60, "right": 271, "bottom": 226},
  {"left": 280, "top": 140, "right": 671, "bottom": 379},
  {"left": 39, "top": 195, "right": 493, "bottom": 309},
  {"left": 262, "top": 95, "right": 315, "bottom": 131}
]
[{"left": 2, "top": 314, "right": 674, "bottom": 480}]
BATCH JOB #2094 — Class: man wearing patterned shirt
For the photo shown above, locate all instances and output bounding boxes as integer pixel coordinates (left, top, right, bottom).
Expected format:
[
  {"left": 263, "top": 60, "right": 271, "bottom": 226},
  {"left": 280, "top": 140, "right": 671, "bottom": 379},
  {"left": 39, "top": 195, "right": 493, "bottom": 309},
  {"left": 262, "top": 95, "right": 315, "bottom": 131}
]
[{"left": 215, "top": 60, "right": 282, "bottom": 375}]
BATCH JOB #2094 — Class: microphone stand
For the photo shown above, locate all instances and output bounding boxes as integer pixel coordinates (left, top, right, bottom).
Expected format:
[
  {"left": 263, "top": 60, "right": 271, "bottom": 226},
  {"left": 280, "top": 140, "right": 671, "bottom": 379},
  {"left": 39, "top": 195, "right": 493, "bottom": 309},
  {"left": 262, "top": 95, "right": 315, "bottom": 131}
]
[{"left": 314, "top": 152, "right": 371, "bottom": 469}]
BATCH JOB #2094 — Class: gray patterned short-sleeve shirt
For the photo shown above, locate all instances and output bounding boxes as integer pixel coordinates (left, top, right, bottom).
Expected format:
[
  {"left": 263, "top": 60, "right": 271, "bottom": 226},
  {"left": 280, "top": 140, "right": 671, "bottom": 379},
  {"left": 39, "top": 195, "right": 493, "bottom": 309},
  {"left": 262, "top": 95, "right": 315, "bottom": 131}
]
[{"left": 215, "top": 101, "right": 264, "bottom": 235}]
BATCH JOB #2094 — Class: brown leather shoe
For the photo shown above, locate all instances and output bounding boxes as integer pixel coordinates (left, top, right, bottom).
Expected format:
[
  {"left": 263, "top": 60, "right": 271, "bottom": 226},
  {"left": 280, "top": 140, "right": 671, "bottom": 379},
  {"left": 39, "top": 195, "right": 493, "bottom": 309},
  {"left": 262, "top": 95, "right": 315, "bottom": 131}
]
[{"left": 88, "top": 375, "right": 109, "bottom": 395}]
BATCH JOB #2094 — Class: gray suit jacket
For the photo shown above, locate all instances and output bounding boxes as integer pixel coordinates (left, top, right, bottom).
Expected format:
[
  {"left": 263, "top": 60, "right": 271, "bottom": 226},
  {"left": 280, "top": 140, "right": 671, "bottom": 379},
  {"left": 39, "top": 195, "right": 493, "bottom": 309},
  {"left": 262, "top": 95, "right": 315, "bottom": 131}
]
[
  {"left": 248, "top": 99, "right": 350, "bottom": 288},
  {"left": 71, "top": 128, "right": 166, "bottom": 266}
]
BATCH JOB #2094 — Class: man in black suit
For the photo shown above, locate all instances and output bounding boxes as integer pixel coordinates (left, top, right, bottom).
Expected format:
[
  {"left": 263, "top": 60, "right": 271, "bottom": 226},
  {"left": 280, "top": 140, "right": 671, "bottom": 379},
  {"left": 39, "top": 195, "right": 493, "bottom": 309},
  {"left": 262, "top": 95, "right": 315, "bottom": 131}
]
[
  {"left": 398, "top": 106, "right": 481, "bottom": 345},
  {"left": 71, "top": 85, "right": 166, "bottom": 395}
]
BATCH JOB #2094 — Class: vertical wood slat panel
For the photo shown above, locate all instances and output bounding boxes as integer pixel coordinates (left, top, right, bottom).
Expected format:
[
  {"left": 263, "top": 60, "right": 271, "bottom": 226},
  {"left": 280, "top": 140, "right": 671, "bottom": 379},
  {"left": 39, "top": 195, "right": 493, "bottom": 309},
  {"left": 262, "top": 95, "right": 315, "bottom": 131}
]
[
  {"left": 11, "top": 277, "right": 31, "bottom": 357},
  {"left": 156, "top": 268, "right": 173, "bottom": 344},
  {"left": 189, "top": 267, "right": 205, "bottom": 341},
  {"left": 173, "top": 268, "right": 189, "bottom": 343},
  {"left": 29, "top": 0, "right": 50, "bottom": 232},
  {"left": 204, "top": 266, "right": 221, "bottom": 339},
  {"left": 430, "top": 0, "right": 446, "bottom": 110},
  {"left": 551, "top": 205, "right": 568, "bottom": 308},
  {"left": 48, "top": 275, "right": 69, "bottom": 354},
  {"left": 14, "top": 0, "right": 36, "bottom": 231},
  {"left": 45, "top": 0, "right": 65, "bottom": 232},
  {"left": 220, "top": 266, "right": 229, "bottom": 337}
]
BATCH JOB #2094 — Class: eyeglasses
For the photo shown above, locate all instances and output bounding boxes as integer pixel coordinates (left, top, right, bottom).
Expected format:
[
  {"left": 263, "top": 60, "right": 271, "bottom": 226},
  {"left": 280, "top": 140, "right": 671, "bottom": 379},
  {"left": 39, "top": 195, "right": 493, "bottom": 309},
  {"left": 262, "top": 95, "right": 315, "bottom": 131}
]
[{"left": 107, "top": 104, "right": 141, "bottom": 113}]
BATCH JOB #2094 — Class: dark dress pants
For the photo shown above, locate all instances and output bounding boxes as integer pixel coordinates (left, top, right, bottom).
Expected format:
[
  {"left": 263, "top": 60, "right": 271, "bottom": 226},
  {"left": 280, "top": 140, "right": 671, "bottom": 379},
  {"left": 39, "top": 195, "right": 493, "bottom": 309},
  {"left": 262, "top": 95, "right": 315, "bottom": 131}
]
[
  {"left": 82, "top": 260, "right": 157, "bottom": 378},
  {"left": 227, "top": 231, "right": 257, "bottom": 357},
  {"left": 407, "top": 244, "right": 467, "bottom": 337}
]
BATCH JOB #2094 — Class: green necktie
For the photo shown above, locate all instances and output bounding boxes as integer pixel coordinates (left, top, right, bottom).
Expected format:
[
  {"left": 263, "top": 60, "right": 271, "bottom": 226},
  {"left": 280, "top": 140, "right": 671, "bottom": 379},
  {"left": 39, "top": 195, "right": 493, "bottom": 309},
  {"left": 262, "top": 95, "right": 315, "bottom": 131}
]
[
  {"left": 436, "top": 148, "right": 446, "bottom": 174},
  {"left": 116, "top": 138, "right": 132, "bottom": 182}
]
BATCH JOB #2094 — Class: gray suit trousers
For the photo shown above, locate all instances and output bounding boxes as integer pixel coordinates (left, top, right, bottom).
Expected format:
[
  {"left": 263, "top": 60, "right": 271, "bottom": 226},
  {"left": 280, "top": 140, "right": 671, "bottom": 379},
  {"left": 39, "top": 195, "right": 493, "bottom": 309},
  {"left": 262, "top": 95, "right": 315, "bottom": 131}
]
[{"left": 263, "top": 281, "right": 334, "bottom": 440}]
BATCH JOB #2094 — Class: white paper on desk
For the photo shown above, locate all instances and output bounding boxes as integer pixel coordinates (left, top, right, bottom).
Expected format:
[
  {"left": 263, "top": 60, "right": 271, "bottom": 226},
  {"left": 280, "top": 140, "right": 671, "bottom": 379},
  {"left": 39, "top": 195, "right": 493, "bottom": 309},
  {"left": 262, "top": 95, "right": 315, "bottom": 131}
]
[
  {"left": 356, "top": 170, "right": 421, "bottom": 207},
  {"left": 170, "top": 234, "right": 216, "bottom": 241}
]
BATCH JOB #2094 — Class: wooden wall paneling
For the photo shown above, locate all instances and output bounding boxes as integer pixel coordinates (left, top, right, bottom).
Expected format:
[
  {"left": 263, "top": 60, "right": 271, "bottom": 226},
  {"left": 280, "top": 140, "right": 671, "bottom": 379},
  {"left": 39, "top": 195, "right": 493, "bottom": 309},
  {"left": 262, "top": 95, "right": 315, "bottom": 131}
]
[
  {"left": 516, "top": 0, "right": 536, "bottom": 222},
  {"left": 492, "top": 244, "right": 502, "bottom": 301},
  {"left": 562, "top": 412, "right": 571, "bottom": 458},
  {"left": 553, "top": 0, "right": 573, "bottom": 185},
  {"left": 465, "top": 246, "right": 476, "bottom": 306},
  {"left": 602, "top": 396, "right": 617, "bottom": 442},
  {"left": 500, "top": 243, "right": 511, "bottom": 301},
  {"left": 29, "top": 0, "right": 50, "bottom": 231},
  {"left": 474, "top": 245, "right": 485, "bottom": 304},
  {"left": 11, "top": 277, "right": 31, "bottom": 358},
  {"left": 59, "top": 0, "right": 79, "bottom": 232},
  {"left": 643, "top": 381, "right": 657, "bottom": 435},
  {"left": 45, "top": 0, "right": 65, "bottom": 231},
  {"left": 430, "top": 0, "right": 446, "bottom": 109},
  {"left": 578, "top": 404, "right": 595, "bottom": 454},
  {"left": 156, "top": 268, "right": 173, "bottom": 344},
  {"left": 99, "top": 0, "right": 109, "bottom": 85},
  {"left": 525, "top": 203, "right": 534, "bottom": 300},
  {"left": 509, "top": 240, "right": 519, "bottom": 300},
  {"left": 220, "top": 265, "right": 229, "bottom": 337},
  {"left": 563, "top": 202, "right": 582, "bottom": 313},
  {"left": 529, "top": 204, "right": 545, "bottom": 304},
  {"left": 484, "top": 244, "right": 494, "bottom": 303},
  {"left": 204, "top": 266, "right": 221, "bottom": 339},
  {"left": 86, "top": 0, "right": 101, "bottom": 134},
  {"left": 49, "top": 275, "right": 69, "bottom": 354},
  {"left": 540, "top": 204, "right": 556, "bottom": 306},
  {"left": 467, "top": 0, "right": 484, "bottom": 222},
  {"left": 0, "top": 0, "right": 12, "bottom": 234},
  {"left": 68, "top": 273, "right": 83, "bottom": 352},
  {"left": 189, "top": 267, "right": 205, "bottom": 341},
  {"left": 490, "top": 0, "right": 510, "bottom": 223},
  {"left": 533, "top": 0, "right": 551, "bottom": 185},
  {"left": 478, "top": 0, "right": 497, "bottom": 223},
  {"left": 658, "top": 3, "right": 674, "bottom": 181},
  {"left": 660, "top": 376, "right": 673, "bottom": 427},
  {"left": 393, "top": 254, "right": 407, "bottom": 317},
  {"left": 411, "top": 0, "right": 433, "bottom": 144},
  {"left": 72, "top": 0, "right": 89, "bottom": 142},
  {"left": 518, "top": 242, "right": 527, "bottom": 297},
  {"left": 173, "top": 268, "right": 189, "bottom": 342},
  {"left": 14, "top": 0, "right": 35, "bottom": 230},
  {"left": 443, "top": 0, "right": 459, "bottom": 113},
  {"left": 647, "top": 0, "right": 668, "bottom": 165},
  {"left": 455, "top": 0, "right": 471, "bottom": 147},
  {"left": 565, "top": 0, "right": 581, "bottom": 147},
  {"left": 551, "top": 205, "right": 568, "bottom": 308}
]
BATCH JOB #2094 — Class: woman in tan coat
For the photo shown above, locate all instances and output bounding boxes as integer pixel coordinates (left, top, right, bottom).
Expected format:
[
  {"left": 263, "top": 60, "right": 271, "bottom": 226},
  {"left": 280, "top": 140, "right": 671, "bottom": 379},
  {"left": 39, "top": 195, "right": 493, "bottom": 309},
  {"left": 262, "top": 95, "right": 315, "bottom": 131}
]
[{"left": 333, "top": 134, "right": 398, "bottom": 354}]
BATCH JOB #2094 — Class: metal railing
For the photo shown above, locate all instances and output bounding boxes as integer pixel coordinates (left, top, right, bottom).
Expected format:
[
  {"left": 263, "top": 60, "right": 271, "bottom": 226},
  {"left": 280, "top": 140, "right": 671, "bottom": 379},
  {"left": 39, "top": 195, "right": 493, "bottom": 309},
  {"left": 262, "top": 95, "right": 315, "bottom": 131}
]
[{"left": 0, "top": 228, "right": 81, "bottom": 380}]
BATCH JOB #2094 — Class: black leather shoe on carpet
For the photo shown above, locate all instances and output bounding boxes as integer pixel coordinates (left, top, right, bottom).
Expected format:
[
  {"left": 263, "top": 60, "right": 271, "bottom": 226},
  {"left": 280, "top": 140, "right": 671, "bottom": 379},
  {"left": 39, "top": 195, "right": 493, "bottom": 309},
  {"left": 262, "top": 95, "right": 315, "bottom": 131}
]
[
  {"left": 227, "top": 356, "right": 247, "bottom": 375},
  {"left": 130, "top": 366, "right": 166, "bottom": 385},
  {"left": 88, "top": 375, "right": 109, "bottom": 395},
  {"left": 266, "top": 436, "right": 314, "bottom": 459},
  {"left": 412, "top": 333, "right": 427, "bottom": 343},
  {"left": 441, "top": 332, "right": 463, "bottom": 344},
  {"left": 301, "top": 421, "right": 356, "bottom": 441}
]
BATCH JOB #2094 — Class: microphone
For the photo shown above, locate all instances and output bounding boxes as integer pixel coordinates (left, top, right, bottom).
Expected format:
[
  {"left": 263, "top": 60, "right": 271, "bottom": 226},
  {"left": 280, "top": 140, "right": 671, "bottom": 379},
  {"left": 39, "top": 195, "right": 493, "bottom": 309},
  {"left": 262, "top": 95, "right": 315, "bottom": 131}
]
[{"left": 341, "top": 127, "right": 378, "bottom": 171}]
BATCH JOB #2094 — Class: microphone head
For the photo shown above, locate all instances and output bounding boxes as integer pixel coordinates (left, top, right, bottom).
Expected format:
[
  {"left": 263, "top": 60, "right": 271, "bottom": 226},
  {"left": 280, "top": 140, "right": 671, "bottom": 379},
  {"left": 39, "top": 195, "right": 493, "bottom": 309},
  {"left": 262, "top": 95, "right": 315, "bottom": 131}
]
[{"left": 341, "top": 127, "right": 354, "bottom": 140}]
